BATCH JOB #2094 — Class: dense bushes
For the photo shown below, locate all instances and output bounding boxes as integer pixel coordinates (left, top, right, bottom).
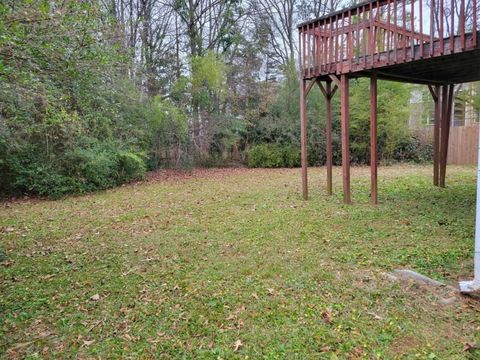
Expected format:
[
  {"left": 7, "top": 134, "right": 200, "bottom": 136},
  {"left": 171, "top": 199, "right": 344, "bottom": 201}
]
[
  {"left": 247, "top": 144, "right": 300, "bottom": 168},
  {"left": 0, "top": 1, "right": 187, "bottom": 198},
  {"left": 1, "top": 139, "right": 146, "bottom": 198},
  {"left": 393, "top": 135, "right": 433, "bottom": 163}
]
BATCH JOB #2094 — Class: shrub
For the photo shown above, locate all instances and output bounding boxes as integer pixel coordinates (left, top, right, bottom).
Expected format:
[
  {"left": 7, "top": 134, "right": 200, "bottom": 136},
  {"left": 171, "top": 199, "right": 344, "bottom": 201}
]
[
  {"left": 393, "top": 136, "right": 433, "bottom": 163},
  {"left": 64, "top": 145, "right": 147, "bottom": 191},
  {"left": 117, "top": 151, "right": 146, "bottom": 183},
  {"left": 64, "top": 146, "right": 119, "bottom": 191},
  {"left": 13, "top": 163, "right": 80, "bottom": 198},
  {"left": 247, "top": 144, "right": 300, "bottom": 168},
  {"left": 284, "top": 147, "right": 301, "bottom": 167}
]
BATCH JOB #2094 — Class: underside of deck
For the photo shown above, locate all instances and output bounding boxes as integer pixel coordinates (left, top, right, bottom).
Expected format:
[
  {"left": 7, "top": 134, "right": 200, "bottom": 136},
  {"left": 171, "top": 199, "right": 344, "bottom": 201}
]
[
  {"left": 365, "top": 46, "right": 480, "bottom": 84},
  {"left": 306, "top": 32, "right": 480, "bottom": 84}
]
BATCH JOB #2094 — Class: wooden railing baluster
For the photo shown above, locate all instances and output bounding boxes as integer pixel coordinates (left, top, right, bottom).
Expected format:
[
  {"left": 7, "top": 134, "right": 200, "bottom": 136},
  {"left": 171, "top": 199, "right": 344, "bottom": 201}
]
[
  {"left": 420, "top": 0, "right": 424, "bottom": 57},
  {"left": 461, "top": 0, "right": 466, "bottom": 50},
  {"left": 430, "top": 0, "right": 435, "bottom": 57},
  {"left": 411, "top": 0, "right": 415, "bottom": 57},
  {"left": 440, "top": 0, "right": 444, "bottom": 54},
  {"left": 473, "top": 0, "right": 477, "bottom": 47}
]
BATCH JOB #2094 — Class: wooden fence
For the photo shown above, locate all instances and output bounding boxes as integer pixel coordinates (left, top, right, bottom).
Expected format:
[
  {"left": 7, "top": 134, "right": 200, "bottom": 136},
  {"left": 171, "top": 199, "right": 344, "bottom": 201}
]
[
  {"left": 415, "top": 125, "right": 479, "bottom": 165},
  {"left": 447, "top": 125, "right": 479, "bottom": 165}
]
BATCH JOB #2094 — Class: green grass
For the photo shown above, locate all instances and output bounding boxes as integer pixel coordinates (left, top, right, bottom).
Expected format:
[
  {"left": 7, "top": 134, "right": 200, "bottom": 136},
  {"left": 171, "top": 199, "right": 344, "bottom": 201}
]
[{"left": 1, "top": 165, "right": 480, "bottom": 358}]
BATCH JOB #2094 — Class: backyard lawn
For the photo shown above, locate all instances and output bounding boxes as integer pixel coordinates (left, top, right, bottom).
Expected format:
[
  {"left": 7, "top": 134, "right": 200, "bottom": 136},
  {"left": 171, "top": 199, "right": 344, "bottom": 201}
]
[{"left": 1, "top": 165, "right": 480, "bottom": 358}]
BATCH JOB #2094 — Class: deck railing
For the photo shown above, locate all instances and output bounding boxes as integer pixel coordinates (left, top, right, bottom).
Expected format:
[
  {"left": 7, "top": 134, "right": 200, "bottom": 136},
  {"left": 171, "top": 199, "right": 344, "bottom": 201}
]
[{"left": 299, "top": 0, "right": 479, "bottom": 78}]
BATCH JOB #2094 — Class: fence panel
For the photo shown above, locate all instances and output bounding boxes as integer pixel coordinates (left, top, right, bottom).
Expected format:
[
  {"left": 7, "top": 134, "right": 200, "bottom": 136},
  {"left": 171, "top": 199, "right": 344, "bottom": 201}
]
[{"left": 447, "top": 125, "right": 479, "bottom": 165}]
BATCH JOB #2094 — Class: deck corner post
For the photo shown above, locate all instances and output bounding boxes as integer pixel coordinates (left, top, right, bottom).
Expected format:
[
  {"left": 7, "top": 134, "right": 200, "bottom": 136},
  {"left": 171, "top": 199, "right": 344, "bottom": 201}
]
[
  {"left": 370, "top": 73, "right": 378, "bottom": 205},
  {"left": 432, "top": 85, "right": 441, "bottom": 187},
  {"left": 300, "top": 78, "right": 308, "bottom": 200},
  {"left": 439, "top": 85, "right": 448, "bottom": 188},
  {"left": 325, "top": 80, "right": 333, "bottom": 196},
  {"left": 439, "top": 84, "right": 454, "bottom": 188},
  {"left": 340, "top": 74, "right": 351, "bottom": 204}
]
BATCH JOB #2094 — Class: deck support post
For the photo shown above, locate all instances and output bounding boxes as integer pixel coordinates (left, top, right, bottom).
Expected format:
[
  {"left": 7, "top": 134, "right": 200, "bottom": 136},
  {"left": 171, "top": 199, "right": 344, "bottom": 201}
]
[
  {"left": 300, "top": 78, "right": 308, "bottom": 200},
  {"left": 439, "top": 84, "right": 454, "bottom": 188},
  {"left": 317, "top": 79, "right": 337, "bottom": 196},
  {"left": 370, "top": 73, "right": 378, "bottom": 205},
  {"left": 340, "top": 74, "right": 351, "bottom": 204},
  {"left": 430, "top": 85, "right": 441, "bottom": 186},
  {"left": 325, "top": 80, "right": 333, "bottom": 196}
]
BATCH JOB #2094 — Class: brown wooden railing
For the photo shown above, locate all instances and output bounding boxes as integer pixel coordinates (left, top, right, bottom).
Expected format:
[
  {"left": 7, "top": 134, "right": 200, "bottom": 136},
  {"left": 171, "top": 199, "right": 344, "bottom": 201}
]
[{"left": 298, "top": 0, "right": 479, "bottom": 78}]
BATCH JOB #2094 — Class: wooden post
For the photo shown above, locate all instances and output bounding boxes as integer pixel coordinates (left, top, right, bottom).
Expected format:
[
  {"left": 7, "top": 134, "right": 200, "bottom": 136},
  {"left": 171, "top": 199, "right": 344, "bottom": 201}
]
[
  {"left": 340, "top": 74, "right": 351, "bottom": 204},
  {"left": 326, "top": 80, "right": 333, "bottom": 196},
  {"left": 370, "top": 73, "right": 378, "bottom": 204},
  {"left": 439, "top": 85, "right": 454, "bottom": 188},
  {"left": 318, "top": 79, "right": 337, "bottom": 196},
  {"left": 439, "top": 84, "right": 454, "bottom": 186},
  {"left": 446, "top": 85, "right": 454, "bottom": 149},
  {"left": 433, "top": 85, "right": 440, "bottom": 186},
  {"left": 300, "top": 79, "right": 308, "bottom": 200}
]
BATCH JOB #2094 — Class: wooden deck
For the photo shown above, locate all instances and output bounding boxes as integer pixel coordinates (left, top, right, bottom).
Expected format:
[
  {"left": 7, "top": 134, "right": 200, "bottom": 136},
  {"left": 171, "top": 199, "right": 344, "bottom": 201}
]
[
  {"left": 299, "top": 0, "right": 479, "bottom": 83},
  {"left": 305, "top": 32, "right": 480, "bottom": 84},
  {"left": 298, "top": 0, "right": 479, "bottom": 204}
]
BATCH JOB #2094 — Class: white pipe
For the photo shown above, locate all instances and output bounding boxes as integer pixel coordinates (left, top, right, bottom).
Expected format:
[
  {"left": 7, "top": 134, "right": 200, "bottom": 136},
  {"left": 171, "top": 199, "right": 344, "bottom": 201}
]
[{"left": 459, "top": 125, "right": 480, "bottom": 293}]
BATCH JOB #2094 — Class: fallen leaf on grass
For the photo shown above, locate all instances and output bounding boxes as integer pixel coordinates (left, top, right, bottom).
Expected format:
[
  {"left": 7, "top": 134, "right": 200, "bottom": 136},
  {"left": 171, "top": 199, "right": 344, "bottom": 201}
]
[
  {"left": 1, "top": 260, "right": 14, "bottom": 267},
  {"left": 90, "top": 294, "right": 101, "bottom": 301},
  {"left": 122, "top": 333, "right": 140, "bottom": 342},
  {"left": 82, "top": 340, "right": 95, "bottom": 347},
  {"left": 119, "top": 307, "right": 129, "bottom": 315},
  {"left": 366, "top": 311, "right": 383, "bottom": 320},
  {"left": 233, "top": 339, "right": 243, "bottom": 352},
  {"left": 251, "top": 292, "right": 259, "bottom": 300},
  {"left": 38, "top": 330, "right": 54, "bottom": 338},
  {"left": 321, "top": 310, "right": 332, "bottom": 324},
  {"left": 464, "top": 342, "right": 477, "bottom": 352}
]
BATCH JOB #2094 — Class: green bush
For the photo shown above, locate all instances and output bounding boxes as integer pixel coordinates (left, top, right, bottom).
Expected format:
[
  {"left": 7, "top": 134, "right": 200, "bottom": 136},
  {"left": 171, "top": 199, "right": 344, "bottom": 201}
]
[
  {"left": 247, "top": 144, "right": 300, "bottom": 168},
  {"left": 284, "top": 147, "right": 301, "bottom": 167},
  {"left": 62, "top": 145, "right": 147, "bottom": 193},
  {"left": 393, "top": 136, "right": 433, "bottom": 163},
  {"left": 0, "top": 138, "right": 147, "bottom": 198},
  {"left": 13, "top": 163, "right": 80, "bottom": 198},
  {"left": 117, "top": 151, "right": 146, "bottom": 183},
  {"left": 63, "top": 145, "right": 120, "bottom": 191}
]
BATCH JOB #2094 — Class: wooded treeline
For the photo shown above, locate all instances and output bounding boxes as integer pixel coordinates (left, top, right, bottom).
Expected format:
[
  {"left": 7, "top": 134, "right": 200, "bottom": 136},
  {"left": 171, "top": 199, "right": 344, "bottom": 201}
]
[{"left": 1, "top": 0, "right": 430, "bottom": 197}]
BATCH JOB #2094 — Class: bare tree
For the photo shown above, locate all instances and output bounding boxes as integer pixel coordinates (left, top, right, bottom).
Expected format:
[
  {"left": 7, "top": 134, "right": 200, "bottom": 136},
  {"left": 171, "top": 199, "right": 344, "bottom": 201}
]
[
  {"left": 100, "top": 0, "right": 178, "bottom": 95},
  {"left": 249, "top": 0, "right": 342, "bottom": 68}
]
